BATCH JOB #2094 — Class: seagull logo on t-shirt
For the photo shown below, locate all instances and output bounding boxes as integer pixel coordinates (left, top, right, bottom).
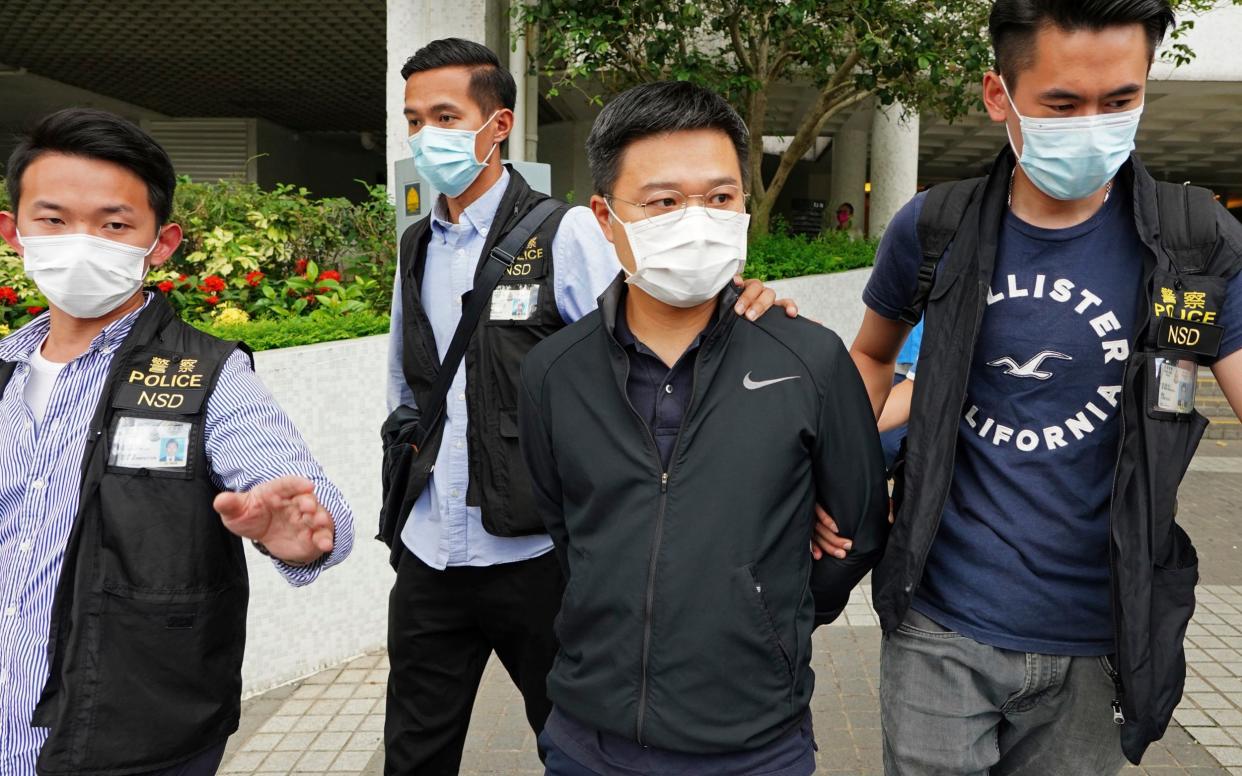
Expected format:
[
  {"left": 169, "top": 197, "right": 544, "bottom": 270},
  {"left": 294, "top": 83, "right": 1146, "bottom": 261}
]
[{"left": 987, "top": 351, "right": 1073, "bottom": 381}]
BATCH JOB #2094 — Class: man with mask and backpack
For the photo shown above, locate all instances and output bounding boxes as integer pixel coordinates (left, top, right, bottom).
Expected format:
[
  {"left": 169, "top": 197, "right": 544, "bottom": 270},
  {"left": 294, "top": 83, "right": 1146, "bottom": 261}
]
[{"left": 817, "top": 0, "right": 1242, "bottom": 772}]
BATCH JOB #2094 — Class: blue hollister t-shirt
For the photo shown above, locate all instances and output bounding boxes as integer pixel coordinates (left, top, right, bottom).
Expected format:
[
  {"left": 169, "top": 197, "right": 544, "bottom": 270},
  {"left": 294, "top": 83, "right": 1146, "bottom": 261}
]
[{"left": 865, "top": 184, "right": 1242, "bottom": 656}]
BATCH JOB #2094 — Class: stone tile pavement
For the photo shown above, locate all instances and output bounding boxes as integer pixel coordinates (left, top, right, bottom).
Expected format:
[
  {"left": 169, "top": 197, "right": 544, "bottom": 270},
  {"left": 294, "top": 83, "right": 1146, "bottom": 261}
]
[{"left": 219, "top": 460, "right": 1242, "bottom": 775}]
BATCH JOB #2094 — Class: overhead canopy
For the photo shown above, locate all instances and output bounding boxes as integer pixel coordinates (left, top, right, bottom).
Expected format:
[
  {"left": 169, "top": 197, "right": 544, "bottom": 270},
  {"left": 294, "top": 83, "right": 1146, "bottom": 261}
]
[
  {"left": 0, "top": 0, "right": 386, "bottom": 133},
  {"left": 543, "top": 77, "right": 1242, "bottom": 191}
]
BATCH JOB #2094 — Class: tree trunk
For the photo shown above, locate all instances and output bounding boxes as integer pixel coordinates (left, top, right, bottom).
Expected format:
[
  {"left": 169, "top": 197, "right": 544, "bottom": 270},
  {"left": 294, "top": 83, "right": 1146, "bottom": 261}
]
[
  {"left": 750, "top": 191, "right": 776, "bottom": 236},
  {"left": 748, "top": 88, "right": 874, "bottom": 235}
]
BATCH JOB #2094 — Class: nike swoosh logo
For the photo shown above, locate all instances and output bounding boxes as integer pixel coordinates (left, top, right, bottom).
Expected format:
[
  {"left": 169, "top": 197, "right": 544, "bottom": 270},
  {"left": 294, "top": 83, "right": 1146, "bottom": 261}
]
[{"left": 743, "top": 372, "right": 801, "bottom": 390}]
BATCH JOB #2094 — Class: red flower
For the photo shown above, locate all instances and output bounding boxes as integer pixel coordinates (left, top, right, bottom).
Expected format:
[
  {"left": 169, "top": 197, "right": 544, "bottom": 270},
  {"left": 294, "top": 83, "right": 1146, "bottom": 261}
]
[
  {"left": 294, "top": 259, "right": 309, "bottom": 276},
  {"left": 245, "top": 270, "right": 265, "bottom": 287},
  {"left": 157, "top": 280, "right": 175, "bottom": 294},
  {"left": 317, "top": 269, "right": 342, "bottom": 293},
  {"left": 0, "top": 286, "right": 17, "bottom": 305},
  {"left": 200, "top": 275, "right": 226, "bottom": 293},
  {"left": 205, "top": 295, "right": 220, "bottom": 306},
  {"left": 27, "top": 306, "right": 45, "bottom": 315}
]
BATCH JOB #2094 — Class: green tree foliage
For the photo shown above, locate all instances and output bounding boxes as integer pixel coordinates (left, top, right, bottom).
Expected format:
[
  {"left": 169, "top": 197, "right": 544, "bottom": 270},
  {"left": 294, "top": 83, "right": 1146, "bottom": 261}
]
[{"left": 519, "top": 0, "right": 1235, "bottom": 234}]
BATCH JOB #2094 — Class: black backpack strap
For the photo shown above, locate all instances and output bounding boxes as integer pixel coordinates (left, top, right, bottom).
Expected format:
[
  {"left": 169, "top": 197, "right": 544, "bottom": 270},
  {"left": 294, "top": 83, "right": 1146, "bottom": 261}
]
[
  {"left": 417, "top": 197, "right": 567, "bottom": 448},
  {"left": 0, "top": 360, "right": 15, "bottom": 399},
  {"left": 1154, "top": 181, "right": 1218, "bottom": 273},
  {"left": 900, "top": 178, "right": 984, "bottom": 326}
]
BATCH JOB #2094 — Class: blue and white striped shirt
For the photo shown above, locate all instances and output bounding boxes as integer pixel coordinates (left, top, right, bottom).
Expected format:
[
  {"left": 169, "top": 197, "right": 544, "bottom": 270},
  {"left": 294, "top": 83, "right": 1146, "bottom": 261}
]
[{"left": 0, "top": 295, "right": 354, "bottom": 775}]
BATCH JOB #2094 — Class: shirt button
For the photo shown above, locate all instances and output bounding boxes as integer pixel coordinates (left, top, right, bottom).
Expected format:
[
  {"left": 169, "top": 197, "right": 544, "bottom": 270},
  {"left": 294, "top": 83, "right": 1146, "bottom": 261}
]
[
  {"left": 456, "top": 249, "right": 465, "bottom": 257},
  {"left": 457, "top": 393, "right": 465, "bottom": 401},
  {"left": 19, "top": 541, "right": 30, "bottom": 553},
  {"left": 0, "top": 668, "right": 8, "bottom": 684},
  {"left": 664, "top": 384, "right": 673, "bottom": 395},
  {"left": 455, "top": 441, "right": 463, "bottom": 449},
  {"left": 4, "top": 605, "right": 16, "bottom": 617},
  {"left": 450, "top": 489, "right": 460, "bottom": 498},
  {"left": 480, "top": 226, "right": 489, "bottom": 235},
  {"left": 31, "top": 478, "right": 44, "bottom": 489}
]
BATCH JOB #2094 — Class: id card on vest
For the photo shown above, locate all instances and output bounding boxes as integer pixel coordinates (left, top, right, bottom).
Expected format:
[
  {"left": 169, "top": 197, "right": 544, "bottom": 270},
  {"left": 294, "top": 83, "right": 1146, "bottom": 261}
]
[{"left": 489, "top": 233, "right": 549, "bottom": 322}]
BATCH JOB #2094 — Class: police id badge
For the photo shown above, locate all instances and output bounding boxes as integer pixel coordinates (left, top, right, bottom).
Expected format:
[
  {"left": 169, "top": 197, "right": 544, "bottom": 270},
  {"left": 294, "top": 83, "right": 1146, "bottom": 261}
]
[
  {"left": 1153, "top": 357, "right": 1198, "bottom": 415},
  {"left": 108, "top": 416, "right": 193, "bottom": 470},
  {"left": 490, "top": 284, "right": 540, "bottom": 321}
]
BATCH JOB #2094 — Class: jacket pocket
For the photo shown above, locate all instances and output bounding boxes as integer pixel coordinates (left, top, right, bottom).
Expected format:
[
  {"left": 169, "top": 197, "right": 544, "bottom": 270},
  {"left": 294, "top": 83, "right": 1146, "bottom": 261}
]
[
  {"left": 739, "top": 565, "right": 794, "bottom": 686},
  {"left": 85, "top": 584, "right": 246, "bottom": 766}
]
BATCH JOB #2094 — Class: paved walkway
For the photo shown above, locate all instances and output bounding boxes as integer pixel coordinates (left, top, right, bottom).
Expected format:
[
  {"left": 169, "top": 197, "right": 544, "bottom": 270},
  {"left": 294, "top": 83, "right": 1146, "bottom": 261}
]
[{"left": 220, "top": 456, "right": 1242, "bottom": 775}]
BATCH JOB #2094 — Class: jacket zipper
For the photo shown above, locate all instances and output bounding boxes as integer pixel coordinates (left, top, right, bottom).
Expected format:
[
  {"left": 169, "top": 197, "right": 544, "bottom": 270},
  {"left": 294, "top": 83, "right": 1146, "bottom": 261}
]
[
  {"left": 612, "top": 350, "right": 671, "bottom": 746},
  {"left": 621, "top": 319, "right": 718, "bottom": 746}
]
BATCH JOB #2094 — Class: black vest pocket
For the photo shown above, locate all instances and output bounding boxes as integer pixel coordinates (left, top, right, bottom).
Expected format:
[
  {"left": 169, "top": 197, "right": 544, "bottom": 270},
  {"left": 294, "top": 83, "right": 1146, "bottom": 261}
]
[
  {"left": 85, "top": 584, "right": 246, "bottom": 766},
  {"left": 1147, "top": 525, "right": 1199, "bottom": 743}
]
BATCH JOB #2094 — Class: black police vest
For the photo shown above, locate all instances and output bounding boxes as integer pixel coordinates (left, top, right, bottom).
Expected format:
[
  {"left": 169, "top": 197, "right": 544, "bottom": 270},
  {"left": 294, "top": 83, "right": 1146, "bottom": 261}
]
[
  {"left": 0, "top": 295, "right": 250, "bottom": 774},
  {"left": 874, "top": 149, "right": 1242, "bottom": 765},
  {"left": 399, "top": 167, "right": 569, "bottom": 536}
]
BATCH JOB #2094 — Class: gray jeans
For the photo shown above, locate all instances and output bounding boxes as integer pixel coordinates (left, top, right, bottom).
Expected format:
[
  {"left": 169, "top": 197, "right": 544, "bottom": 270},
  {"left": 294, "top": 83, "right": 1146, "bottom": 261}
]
[{"left": 880, "top": 608, "right": 1127, "bottom": 776}]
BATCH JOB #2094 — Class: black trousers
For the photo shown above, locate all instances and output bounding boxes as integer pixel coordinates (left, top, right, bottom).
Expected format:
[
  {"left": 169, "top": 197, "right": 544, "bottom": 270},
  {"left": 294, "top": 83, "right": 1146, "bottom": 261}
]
[
  {"left": 384, "top": 548, "right": 564, "bottom": 776},
  {"left": 138, "top": 741, "right": 227, "bottom": 776}
]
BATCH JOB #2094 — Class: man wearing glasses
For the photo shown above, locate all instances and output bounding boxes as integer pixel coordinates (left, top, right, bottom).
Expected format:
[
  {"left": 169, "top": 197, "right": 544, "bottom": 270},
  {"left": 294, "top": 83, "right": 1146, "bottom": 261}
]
[{"left": 518, "top": 80, "right": 890, "bottom": 775}]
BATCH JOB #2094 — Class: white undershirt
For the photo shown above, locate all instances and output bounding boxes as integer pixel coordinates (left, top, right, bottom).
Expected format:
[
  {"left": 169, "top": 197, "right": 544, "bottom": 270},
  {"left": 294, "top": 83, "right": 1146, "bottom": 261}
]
[{"left": 23, "top": 337, "right": 68, "bottom": 432}]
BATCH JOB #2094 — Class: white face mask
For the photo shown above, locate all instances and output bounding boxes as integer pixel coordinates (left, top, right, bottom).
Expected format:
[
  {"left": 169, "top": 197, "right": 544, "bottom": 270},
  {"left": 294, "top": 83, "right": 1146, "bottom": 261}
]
[
  {"left": 19, "top": 231, "right": 158, "bottom": 319},
  {"left": 612, "top": 206, "right": 750, "bottom": 308}
]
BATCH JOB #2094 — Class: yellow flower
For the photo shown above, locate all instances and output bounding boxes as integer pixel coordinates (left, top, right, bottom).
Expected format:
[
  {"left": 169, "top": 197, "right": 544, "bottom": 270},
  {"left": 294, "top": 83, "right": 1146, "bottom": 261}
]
[
  {"left": 214, "top": 307, "right": 251, "bottom": 326},
  {"left": 0, "top": 324, "right": 10, "bottom": 338}
]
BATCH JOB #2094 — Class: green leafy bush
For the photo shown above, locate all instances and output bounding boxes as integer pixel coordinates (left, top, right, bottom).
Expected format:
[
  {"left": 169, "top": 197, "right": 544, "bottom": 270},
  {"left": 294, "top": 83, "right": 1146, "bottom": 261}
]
[
  {"left": 0, "top": 177, "right": 397, "bottom": 342},
  {"left": 193, "top": 310, "right": 390, "bottom": 352},
  {"left": 746, "top": 218, "right": 878, "bottom": 281}
]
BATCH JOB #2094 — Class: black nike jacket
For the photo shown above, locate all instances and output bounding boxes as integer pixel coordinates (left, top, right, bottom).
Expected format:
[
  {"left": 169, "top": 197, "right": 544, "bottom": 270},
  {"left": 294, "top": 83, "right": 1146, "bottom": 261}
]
[{"left": 518, "top": 275, "right": 890, "bottom": 754}]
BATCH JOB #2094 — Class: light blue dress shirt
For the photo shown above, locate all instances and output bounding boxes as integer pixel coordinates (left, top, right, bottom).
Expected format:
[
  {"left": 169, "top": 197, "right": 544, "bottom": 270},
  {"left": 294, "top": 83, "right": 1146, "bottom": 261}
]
[{"left": 387, "top": 170, "right": 619, "bottom": 570}]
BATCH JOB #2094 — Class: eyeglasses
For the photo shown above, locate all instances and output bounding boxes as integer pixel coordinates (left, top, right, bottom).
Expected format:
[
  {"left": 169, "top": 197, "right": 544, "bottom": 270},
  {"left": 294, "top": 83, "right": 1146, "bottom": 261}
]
[{"left": 605, "top": 185, "right": 749, "bottom": 224}]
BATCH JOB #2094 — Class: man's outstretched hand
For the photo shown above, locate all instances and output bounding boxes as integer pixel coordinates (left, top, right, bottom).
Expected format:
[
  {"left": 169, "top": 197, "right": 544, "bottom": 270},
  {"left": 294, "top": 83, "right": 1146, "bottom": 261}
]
[{"left": 215, "top": 476, "right": 334, "bottom": 566}]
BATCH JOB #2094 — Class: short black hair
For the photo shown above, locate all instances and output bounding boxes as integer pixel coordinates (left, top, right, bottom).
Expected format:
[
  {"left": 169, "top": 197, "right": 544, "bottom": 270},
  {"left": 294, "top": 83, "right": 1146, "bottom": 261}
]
[
  {"left": 6, "top": 108, "right": 177, "bottom": 224},
  {"left": 990, "top": 0, "right": 1176, "bottom": 84},
  {"left": 838, "top": 202, "right": 855, "bottom": 214},
  {"left": 401, "top": 37, "right": 516, "bottom": 113},
  {"left": 587, "top": 81, "right": 750, "bottom": 196}
]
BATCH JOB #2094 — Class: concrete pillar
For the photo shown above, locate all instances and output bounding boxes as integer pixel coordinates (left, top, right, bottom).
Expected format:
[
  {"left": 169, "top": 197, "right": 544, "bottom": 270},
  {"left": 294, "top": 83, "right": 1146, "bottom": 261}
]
[
  {"left": 524, "top": 73, "right": 540, "bottom": 162},
  {"left": 869, "top": 101, "right": 920, "bottom": 239},
  {"left": 386, "top": 0, "right": 505, "bottom": 194},
  {"left": 538, "top": 119, "right": 593, "bottom": 204},
  {"left": 829, "top": 128, "right": 869, "bottom": 238}
]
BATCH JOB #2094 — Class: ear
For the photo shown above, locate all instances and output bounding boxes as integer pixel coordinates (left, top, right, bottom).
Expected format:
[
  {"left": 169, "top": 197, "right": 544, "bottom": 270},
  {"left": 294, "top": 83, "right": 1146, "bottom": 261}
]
[
  {"left": 148, "top": 223, "right": 183, "bottom": 268},
  {"left": 982, "top": 71, "right": 1011, "bottom": 124},
  {"left": 0, "top": 212, "right": 20, "bottom": 257},
  {"left": 491, "top": 108, "right": 514, "bottom": 146},
  {"left": 589, "top": 194, "right": 615, "bottom": 245}
]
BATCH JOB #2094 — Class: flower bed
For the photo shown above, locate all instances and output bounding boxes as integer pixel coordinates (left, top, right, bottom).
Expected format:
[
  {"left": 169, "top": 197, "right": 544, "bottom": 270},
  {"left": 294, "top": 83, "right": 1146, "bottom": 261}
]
[{"left": 0, "top": 178, "right": 396, "bottom": 342}]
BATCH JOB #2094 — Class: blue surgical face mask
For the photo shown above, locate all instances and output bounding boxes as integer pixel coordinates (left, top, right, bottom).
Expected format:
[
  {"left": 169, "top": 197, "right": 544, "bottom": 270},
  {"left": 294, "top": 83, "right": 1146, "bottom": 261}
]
[
  {"left": 1001, "top": 77, "right": 1143, "bottom": 201},
  {"left": 407, "top": 111, "right": 500, "bottom": 197}
]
